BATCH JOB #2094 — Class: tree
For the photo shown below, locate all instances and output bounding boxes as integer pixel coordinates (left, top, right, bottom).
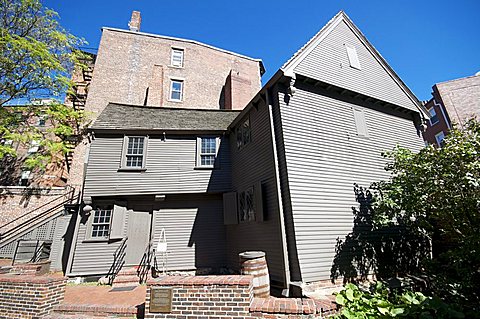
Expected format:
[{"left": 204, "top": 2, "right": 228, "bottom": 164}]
[
  {"left": 370, "top": 119, "right": 480, "bottom": 315},
  {"left": 0, "top": 0, "right": 89, "bottom": 175}
]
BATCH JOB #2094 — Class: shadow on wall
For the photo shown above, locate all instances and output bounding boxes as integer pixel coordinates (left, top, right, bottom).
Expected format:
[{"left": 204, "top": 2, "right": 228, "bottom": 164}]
[{"left": 330, "top": 184, "right": 431, "bottom": 283}]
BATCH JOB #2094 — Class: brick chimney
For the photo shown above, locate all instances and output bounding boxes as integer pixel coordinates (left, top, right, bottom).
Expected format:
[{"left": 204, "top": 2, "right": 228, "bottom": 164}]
[
  {"left": 224, "top": 70, "right": 252, "bottom": 110},
  {"left": 128, "top": 11, "right": 141, "bottom": 32}
]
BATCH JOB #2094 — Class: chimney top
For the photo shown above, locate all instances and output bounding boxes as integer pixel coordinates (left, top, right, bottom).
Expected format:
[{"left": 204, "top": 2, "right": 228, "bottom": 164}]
[{"left": 128, "top": 11, "right": 141, "bottom": 32}]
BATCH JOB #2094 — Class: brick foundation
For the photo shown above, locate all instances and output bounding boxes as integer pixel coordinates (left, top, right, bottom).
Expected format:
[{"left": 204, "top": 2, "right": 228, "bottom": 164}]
[
  {"left": 146, "top": 275, "right": 337, "bottom": 319},
  {"left": 0, "top": 273, "right": 66, "bottom": 319}
]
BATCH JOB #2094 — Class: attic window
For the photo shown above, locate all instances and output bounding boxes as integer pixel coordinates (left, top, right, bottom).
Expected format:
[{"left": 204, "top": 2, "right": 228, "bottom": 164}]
[{"left": 345, "top": 45, "right": 361, "bottom": 70}]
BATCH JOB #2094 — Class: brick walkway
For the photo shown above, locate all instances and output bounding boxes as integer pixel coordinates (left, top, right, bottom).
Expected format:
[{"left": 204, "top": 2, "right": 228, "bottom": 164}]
[{"left": 64, "top": 285, "right": 146, "bottom": 306}]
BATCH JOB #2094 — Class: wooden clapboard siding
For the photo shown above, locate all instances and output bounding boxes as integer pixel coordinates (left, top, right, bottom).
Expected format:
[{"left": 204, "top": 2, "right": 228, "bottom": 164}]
[
  {"left": 83, "top": 135, "right": 231, "bottom": 198},
  {"left": 277, "top": 83, "right": 424, "bottom": 283},
  {"left": 227, "top": 100, "right": 287, "bottom": 286}
]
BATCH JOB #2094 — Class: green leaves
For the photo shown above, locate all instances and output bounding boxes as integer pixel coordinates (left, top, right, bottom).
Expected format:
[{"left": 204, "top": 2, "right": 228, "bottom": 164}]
[{"left": 334, "top": 282, "right": 465, "bottom": 319}]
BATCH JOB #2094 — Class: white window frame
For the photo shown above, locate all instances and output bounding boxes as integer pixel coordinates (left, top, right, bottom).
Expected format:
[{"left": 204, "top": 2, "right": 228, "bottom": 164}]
[
  {"left": 121, "top": 136, "right": 148, "bottom": 170},
  {"left": 89, "top": 207, "right": 113, "bottom": 239},
  {"left": 171, "top": 48, "right": 184, "bottom": 68},
  {"left": 429, "top": 107, "right": 439, "bottom": 125},
  {"left": 435, "top": 131, "right": 445, "bottom": 147},
  {"left": 196, "top": 136, "right": 220, "bottom": 168},
  {"left": 236, "top": 117, "right": 251, "bottom": 149},
  {"left": 169, "top": 79, "right": 184, "bottom": 102}
]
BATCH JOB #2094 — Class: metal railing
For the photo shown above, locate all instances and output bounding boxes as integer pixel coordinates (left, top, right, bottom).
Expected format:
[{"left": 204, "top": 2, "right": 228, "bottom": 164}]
[
  {"left": 0, "top": 186, "right": 78, "bottom": 247},
  {"left": 12, "top": 239, "right": 52, "bottom": 265},
  {"left": 107, "top": 236, "right": 128, "bottom": 285}
]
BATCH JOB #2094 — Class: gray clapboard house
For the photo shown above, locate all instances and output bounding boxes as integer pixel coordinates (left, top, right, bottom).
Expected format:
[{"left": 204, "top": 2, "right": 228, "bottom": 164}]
[{"left": 68, "top": 11, "right": 428, "bottom": 294}]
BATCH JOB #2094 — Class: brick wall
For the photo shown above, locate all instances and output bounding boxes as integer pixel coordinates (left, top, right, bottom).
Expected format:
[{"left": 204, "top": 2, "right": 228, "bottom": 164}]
[
  {"left": 145, "top": 276, "right": 337, "bottom": 319},
  {"left": 0, "top": 273, "right": 66, "bottom": 319}
]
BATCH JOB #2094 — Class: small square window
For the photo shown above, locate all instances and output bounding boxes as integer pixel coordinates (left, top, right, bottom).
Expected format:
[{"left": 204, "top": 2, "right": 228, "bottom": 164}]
[
  {"left": 91, "top": 208, "right": 112, "bottom": 238},
  {"left": 19, "top": 170, "right": 31, "bottom": 186},
  {"left": 197, "top": 137, "right": 218, "bottom": 168},
  {"left": 122, "top": 136, "right": 147, "bottom": 169},
  {"left": 37, "top": 117, "right": 46, "bottom": 127},
  {"left": 170, "top": 80, "right": 183, "bottom": 101},
  {"left": 171, "top": 48, "right": 184, "bottom": 67}
]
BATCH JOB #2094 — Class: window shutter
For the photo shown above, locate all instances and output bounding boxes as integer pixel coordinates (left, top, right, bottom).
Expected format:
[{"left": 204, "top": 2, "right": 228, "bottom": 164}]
[
  {"left": 353, "top": 108, "right": 368, "bottom": 137},
  {"left": 255, "top": 182, "right": 264, "bottom": 222},
  {"left": 345, "top": 45, "right": 361, "bottom": 70},
  {"left": 110, "top": 204, "right": 127, "bottom": 239},
  {"left": 223, "top": 192, "right": 238, "bottom": 225}
]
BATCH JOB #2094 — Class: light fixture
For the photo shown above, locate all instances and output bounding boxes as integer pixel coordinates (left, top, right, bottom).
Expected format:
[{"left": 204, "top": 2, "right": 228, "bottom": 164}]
[{"left": 83, "top": 204, "right": 93, "bottom": 215}]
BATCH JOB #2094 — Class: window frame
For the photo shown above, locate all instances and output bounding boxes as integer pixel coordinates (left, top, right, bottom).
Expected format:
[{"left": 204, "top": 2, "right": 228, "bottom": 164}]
[
  {"left": 435, "top": 131, "right": 445, "bottom": 147},
  {"left": 238, "top": 187, "right": 255, "bottom": 223},
  {"left": 170, "top": 48, "right": 184, "bottom": 68},
  {"left": 120, "top": 136, "right": 148, "bottom": 170},
  {"left": 196, "top": 136, "right": 220, "bottom": 169},
  {"left": 89, "top": 207, "right": 113, "bottom": 239},
  {"left": 169, "top": 79, "right": 184, "bottom": 102},
  {"left": 429, "top": 107, "right": 440, "bottom": 126},
  {"left": 236, "top": 116, "right": 251, "bottom": 150}
]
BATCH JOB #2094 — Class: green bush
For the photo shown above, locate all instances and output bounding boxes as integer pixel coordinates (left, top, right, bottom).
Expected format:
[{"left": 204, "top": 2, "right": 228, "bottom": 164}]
[{"left": 334, "top": 282, "right": 464, "bottom": 319}]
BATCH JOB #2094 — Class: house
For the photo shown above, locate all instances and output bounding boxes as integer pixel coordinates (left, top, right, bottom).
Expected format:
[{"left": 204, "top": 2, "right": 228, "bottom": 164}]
[
  {"left": 422, "top": 73, "right": 480, "bottom": 146},
  {"left": 66, "top": 11, "right": 428, "bottom": 296}
]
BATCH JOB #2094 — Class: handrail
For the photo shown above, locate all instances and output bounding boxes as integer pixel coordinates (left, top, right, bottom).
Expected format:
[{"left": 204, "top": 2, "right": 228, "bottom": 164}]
[
  {"left": 107, "top": 236, "right": 128, "bottom": 285},
  {"left": 0, "top": 193, "right": 79, "bottom": 244},
  {"left": 0, "top": 186, "right": 76, "bottom": 232}
]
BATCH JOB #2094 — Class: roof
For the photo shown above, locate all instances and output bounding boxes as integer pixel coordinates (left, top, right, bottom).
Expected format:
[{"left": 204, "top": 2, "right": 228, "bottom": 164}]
[
  {"left": 91, "top": 103, "right": 241, "bottom": 132},
  {"left": 102, "top": 27, "right": 265, "bottom": 75},
  {"left": 280, "top": 11, "right": 429, "bottom": 119}
]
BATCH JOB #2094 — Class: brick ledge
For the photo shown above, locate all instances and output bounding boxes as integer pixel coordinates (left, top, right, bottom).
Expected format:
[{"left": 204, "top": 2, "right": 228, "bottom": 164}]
[
  {"left": 148, "top": 275, "right": 253, "bottom": 286},
  {"left": 250, "top": 296, "right": 337, "bottom": 315}
]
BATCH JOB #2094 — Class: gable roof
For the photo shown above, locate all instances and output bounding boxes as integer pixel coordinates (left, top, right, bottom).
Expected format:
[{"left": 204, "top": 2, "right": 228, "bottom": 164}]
[
  {"left": 91, "top": 103, "right": 241, "bottom": 132},
  {"left": 281, "top": 11, "right": 429, "bottom": 118}
]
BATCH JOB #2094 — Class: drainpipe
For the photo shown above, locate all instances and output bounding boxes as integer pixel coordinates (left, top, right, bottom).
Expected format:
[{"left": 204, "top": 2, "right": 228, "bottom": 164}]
[{"left": 266, "top": 88, "right": 291, "bottom": 296}]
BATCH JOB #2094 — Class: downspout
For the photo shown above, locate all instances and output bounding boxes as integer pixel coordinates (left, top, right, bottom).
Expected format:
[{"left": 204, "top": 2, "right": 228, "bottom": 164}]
[
  {"left": 65, "top": 139, "right": 92, "bottom": 276},
  {"left": 266, "top": 89, "right": 291, "bottom": 296}
]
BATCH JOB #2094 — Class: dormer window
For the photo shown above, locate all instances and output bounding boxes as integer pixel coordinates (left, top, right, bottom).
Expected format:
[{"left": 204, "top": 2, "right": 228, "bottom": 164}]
[{"left": 171, "top": 48, "right": 184, "bottom": 67}]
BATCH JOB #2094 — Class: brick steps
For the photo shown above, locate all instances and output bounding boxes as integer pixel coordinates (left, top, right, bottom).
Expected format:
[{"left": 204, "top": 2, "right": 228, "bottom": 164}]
[{"left": 112, "top": 266, "right": 141, "bottom": 287}]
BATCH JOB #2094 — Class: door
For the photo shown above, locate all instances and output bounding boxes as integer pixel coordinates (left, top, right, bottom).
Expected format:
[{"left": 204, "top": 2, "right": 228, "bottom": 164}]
[{"left": 125, "top": 205, "right": 152, "bottom": 265}]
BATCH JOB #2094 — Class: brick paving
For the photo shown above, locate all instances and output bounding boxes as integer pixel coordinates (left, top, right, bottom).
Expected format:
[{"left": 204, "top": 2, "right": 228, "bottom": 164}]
[{"left": 64, "top": 284, "right": 146, "bottom": 306}]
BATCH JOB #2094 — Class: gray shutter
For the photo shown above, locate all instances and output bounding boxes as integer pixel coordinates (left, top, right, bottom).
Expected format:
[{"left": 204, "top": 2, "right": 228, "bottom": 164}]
[
  {"left": 255, "top": 182, "right": 264, "bottom": 222},
  {"left": 353, "top": 108, "right": 368, "bottom": 137},
  {"left": 223, "top": 192, "right": 238, "bottom": 225},
  {"left": 110, "top": 203, "right": 127, "bottom": 239}
]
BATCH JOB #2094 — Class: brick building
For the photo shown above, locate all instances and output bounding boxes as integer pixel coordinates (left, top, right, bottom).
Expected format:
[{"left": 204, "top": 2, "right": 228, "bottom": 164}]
[{"left": 423, "top": 73, "right": 480, "bottom": 146}]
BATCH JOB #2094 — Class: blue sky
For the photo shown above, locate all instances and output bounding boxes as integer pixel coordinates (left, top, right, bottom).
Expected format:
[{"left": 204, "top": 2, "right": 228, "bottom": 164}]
[{"left": 45, "top": 0, "right": 479, "bottom": 101}]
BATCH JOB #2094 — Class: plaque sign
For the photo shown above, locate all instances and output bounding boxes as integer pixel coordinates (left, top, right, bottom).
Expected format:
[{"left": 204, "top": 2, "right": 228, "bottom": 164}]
[{"left": 150, "top": 287, "right": 173, "bottom": 313}]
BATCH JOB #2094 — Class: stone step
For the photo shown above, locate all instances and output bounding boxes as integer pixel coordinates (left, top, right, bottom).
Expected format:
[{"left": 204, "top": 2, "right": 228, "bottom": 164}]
[{"left": 113, "top": 274, "right": 140, "bottom": 284}]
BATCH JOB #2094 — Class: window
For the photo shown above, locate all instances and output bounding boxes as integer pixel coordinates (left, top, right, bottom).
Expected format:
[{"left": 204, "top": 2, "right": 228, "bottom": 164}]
[
  {"left": 236, "top": 117, "right": 251, "bottom": 149},
  {"left": 197, "top": 137, "right": 218, "bottom": 167},
  {"left": 37, "top": 116, "right": 46, "bottom": 127},
  {"left": 19, "top": 170, "right": 31, "bottom": 186},
  {"left": 91, "top": 208, "right": 112, "bottom": 238},
  {"left": 122, "top": 136, "right": 147, "bottom": 169},
  {"left": 345, "top": 44, "right": 361, "bottom": 70},
  {"left": 353, "top": 108, "right": 368, "bottom": 137},
  {"left": 435, "top": 131, "right": 445, "bottom": 147},
  {"left": 28, "top": 140, "right": 40, "bottom": 154},
  {"left": 238, "top": 187, "right": 255, "bottom": 222},
  {"left": 171, "top": 48, "right": 184, "bottom": 67},
  {"left": 170, "top": 80, "right": 183, "bottom": 101},
  {"left": 429, "top": 107, "right": 439, "bottom": 125}
]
